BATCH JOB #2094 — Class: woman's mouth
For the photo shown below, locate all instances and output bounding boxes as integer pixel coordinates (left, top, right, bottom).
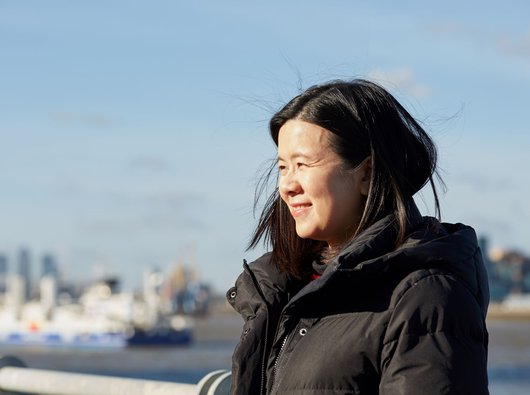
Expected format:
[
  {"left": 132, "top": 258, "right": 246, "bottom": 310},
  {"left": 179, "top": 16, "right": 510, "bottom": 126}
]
[{"left": 290, "top": 203, "right": 312, "bottom": 218}]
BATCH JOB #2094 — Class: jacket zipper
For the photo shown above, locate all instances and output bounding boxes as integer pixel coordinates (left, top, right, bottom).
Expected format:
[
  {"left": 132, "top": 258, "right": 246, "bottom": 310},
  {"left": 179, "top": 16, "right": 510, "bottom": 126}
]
[
  {"left": 260, "top": 324, "right": 269, "bottom": 395},
  {"left": 270, "top": 328, "right": 295, "bottom": 394},
  {"left": 274, "top": 335, "right": 289, "bottom": 373}
]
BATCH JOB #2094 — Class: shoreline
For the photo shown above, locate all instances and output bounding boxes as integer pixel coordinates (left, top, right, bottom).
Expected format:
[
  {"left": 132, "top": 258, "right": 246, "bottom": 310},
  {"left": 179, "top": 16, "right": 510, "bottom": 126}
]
[{"left": 487, "top": 303, "right": 530, "bottom": 321}]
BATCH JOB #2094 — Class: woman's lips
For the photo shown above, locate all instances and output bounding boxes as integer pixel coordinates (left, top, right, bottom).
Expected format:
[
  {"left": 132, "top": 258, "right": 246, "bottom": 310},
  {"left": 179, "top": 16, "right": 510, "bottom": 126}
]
[{"left": 290, "top": 203, "right": 311, "bottom": 218}]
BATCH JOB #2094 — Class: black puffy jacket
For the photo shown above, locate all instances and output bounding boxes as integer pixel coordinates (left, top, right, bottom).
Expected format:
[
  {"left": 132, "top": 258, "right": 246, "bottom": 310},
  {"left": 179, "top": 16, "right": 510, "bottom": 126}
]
[{"left": 227, "top": 204, "right": 490, "bottom": 395}]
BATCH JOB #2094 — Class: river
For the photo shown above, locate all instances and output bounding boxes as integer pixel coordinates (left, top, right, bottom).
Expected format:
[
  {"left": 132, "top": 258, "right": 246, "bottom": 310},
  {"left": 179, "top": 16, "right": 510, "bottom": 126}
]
[{"left": 2, "top": 313, "right": 529, "bottom": 394}]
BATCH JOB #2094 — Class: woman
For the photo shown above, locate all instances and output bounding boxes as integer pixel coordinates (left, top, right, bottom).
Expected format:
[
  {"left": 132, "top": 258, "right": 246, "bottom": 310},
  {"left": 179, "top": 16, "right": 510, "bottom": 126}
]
[{"left": 227, "top": 79, "right": 489, "bottom": 395}]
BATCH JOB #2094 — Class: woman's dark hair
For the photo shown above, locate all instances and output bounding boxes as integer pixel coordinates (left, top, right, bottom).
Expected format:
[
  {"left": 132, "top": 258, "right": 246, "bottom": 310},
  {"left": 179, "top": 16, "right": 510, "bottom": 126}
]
[{"left": 248, "top": 79, "right": 442, "bottom": 279}]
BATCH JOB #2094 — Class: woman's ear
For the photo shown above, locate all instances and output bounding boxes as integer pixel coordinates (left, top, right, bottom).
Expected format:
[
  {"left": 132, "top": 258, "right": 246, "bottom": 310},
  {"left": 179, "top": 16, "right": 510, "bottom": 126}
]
[{"left": 358, "top": 156, "right": 371, "bottom": 197}]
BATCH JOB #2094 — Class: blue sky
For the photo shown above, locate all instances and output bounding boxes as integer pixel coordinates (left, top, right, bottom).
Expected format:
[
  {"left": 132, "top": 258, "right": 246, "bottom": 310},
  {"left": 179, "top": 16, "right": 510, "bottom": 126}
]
[{"left": 1, "top": 1, "right": 529, "bottom": 293}]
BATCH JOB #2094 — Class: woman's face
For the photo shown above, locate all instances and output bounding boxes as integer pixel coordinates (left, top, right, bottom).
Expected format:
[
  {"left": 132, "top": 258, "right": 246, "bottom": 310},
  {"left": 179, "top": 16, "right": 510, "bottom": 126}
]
[{"left": 277, "top": 120, "right": 370, "bottom": 248}]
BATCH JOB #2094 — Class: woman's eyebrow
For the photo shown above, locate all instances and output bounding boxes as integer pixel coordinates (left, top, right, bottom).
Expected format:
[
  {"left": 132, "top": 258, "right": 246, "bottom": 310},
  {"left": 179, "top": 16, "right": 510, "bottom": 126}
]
[{"left": 277, "top": 151, "right": 311, "bottom": 161}]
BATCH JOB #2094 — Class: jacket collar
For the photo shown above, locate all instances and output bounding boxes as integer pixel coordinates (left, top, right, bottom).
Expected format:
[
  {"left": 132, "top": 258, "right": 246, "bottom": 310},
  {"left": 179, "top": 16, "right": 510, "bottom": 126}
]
[
  {"left": 284, "top": 201, "right": 425, "bottom": 309},
  {"left": 328, "top": 199, "right": 423, "bottom": 272}
]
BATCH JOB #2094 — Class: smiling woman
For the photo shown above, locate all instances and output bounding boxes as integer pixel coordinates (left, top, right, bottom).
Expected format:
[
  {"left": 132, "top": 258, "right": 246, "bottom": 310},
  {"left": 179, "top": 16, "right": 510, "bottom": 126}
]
[{"left": 227, "top": 79, "right": 489, "bottom": 395}]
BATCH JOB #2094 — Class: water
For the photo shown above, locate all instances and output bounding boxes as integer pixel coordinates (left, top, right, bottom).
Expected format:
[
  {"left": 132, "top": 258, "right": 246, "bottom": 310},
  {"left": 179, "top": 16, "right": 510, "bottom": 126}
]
[
  {"left": 1, "top": 313, "right": 241, "bottom": 385},
  {"left": 487, "top": 319, "right": 530, "bottom": 394},
  {"left": 2, "top": 314, "right": 529, "bottom": 394}
]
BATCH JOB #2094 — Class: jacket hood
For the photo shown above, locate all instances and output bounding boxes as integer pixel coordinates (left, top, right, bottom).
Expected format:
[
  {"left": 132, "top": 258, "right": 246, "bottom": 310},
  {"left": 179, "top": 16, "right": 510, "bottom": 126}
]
[{"left": 288, "top": 201, "right": 490, "bottom": 318}]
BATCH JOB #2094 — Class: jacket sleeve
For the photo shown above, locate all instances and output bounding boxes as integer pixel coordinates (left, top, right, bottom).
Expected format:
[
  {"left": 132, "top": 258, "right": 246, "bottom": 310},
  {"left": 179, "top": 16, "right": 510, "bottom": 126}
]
[{"left": 380, "top": 271, "right": 489, "bottom": 394}]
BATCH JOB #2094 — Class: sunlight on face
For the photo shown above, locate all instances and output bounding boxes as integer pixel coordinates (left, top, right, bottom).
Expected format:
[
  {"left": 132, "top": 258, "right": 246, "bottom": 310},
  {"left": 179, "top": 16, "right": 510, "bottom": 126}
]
[{"left": 277, "top": 120, "right": 369, "bottom": 248}]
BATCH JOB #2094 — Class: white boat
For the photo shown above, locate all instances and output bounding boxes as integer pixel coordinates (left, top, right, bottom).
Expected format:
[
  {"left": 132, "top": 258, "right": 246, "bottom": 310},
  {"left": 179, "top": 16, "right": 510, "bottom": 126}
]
[
  {"left": 0, "top": 303, "right": 129, "bottom": 347},
  {"left": 0, "top": 275, "right": 193, "bottom": 348}
]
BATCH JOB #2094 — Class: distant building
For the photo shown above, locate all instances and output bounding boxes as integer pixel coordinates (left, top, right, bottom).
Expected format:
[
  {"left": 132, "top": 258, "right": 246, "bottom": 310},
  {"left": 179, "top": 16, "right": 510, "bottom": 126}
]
[
  {"left": 0, "top": 254, "right": 7, "bottom": 293},
  {"left": 483, "top": 234, "right": 530, "bottom": 301},
  {"left": 17, "top": 248, "right": 32, "bottom": 300},
  {"left": 492, "top": 250, "right": 530, "bottom": 294},
  {"left": 42, "top": 253, "right": 58, "bottom": 278},
  {"left": 479, "top": 237, "right": 511, "bottom": 302}
]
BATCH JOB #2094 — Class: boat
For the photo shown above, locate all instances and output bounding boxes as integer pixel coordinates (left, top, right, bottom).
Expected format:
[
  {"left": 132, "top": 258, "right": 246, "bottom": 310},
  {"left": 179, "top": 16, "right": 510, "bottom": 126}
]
[
  {"left": 0, "top": 303, "right": 129, "bottom": 347},
  {"left": 127, "top": 315, "right": 193, "bottom": 346},
  {"left": 0, "top": 308, "right": 193, "bottom": 348},
  {"left": 0, "top": 274, "right": 193, "bottom": 348}
]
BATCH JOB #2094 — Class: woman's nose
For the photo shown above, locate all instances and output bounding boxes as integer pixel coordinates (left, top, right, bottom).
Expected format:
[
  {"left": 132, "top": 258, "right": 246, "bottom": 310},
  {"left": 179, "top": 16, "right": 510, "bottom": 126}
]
[{"left": 279, "top": 171, "right": 301, "bottom": 196}]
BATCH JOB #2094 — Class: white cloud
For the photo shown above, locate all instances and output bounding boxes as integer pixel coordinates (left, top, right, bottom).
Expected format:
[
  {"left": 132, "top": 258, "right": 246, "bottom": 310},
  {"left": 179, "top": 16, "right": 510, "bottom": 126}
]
[
  {"left": 128, "top": 156, "right": 173, "bottom": 173},
  {"left": 426, "top": 21, "right": 530, "bottom": 62},
  {"left": 452, "top": 173, "right": 513, "bottom": 193},
  {"left": 497, "top": 30, "right": 530, "bottom": 59},
  {"left": 78, "top": 212, "right": 206, "bottom": 235},
  {"left": 144, "top": 190, "right": 205, "bottom": 209},
  {"left": 367, "top": 68, "right": 431, "bottom": 100},
  {"left": 51, "top": 112, "right": 115, "bottom": 127},
  {"left": 424, "top": 21, "right": 483, "bottom": 41}
]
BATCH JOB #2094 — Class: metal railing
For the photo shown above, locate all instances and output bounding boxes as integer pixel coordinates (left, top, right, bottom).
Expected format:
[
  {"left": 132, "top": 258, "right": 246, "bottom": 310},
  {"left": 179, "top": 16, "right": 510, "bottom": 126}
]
[{"left": 0, "top": 355, "right": 231, "bottom": 395}]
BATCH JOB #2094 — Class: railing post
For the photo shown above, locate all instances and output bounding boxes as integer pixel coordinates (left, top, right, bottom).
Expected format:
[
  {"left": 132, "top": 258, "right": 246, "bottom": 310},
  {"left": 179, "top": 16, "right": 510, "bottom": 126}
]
[{"left": 196, "top": 370, "right": 231, "bottom": 395}]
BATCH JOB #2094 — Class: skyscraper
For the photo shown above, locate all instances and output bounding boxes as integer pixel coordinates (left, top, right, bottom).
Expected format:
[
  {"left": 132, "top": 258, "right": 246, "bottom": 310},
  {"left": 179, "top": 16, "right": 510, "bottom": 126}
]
[
  {"left": 42, "top": 253, "right": 58, "bottom": 278},
  {"left": 0, "top": 254, "right": 7, "bottom": 293},
  {"left": 17, "top": 248, "right": 31, "bottom": 300}
]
